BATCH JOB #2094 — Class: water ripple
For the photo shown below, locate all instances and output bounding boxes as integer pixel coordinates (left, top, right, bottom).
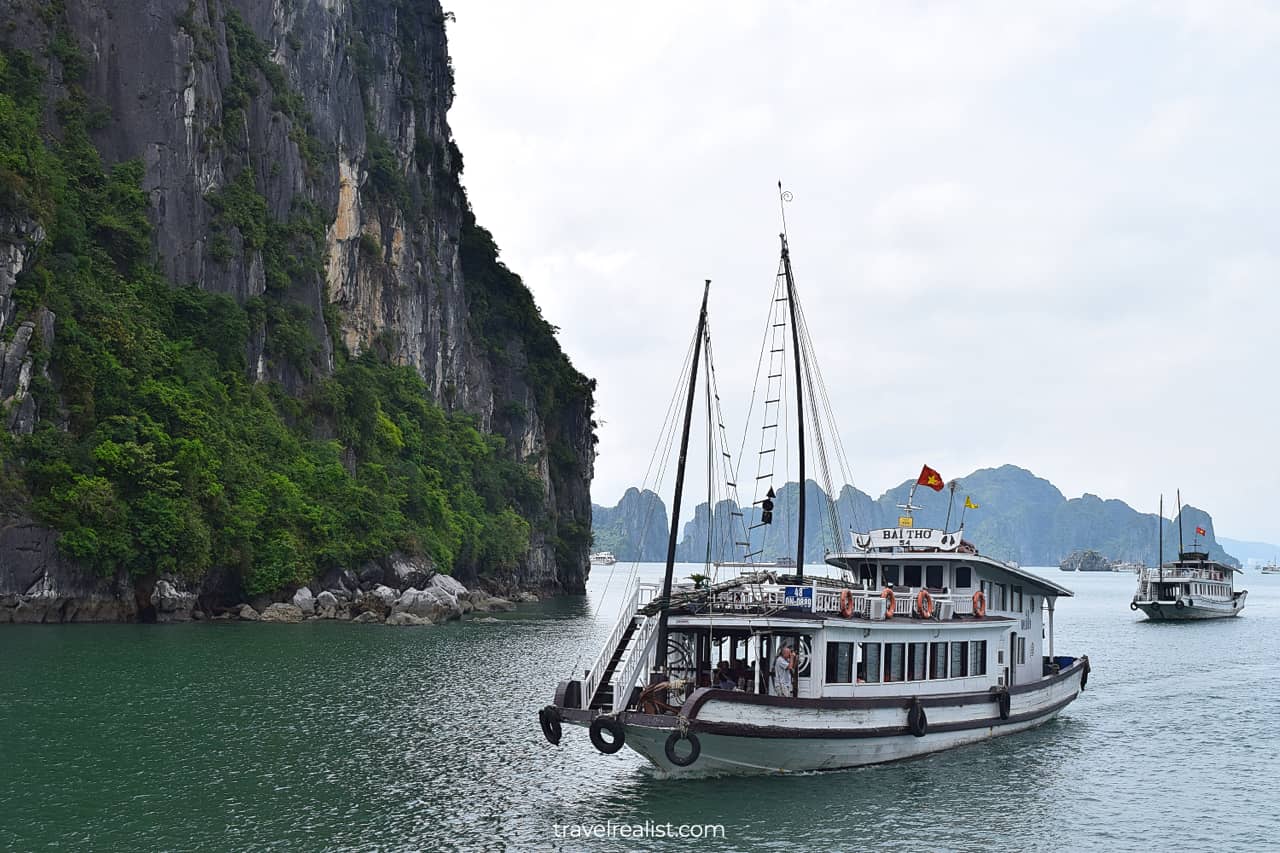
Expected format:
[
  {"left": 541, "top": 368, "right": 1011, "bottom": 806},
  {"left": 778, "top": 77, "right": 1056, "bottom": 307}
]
[{"left": 2, "top": 570, "right": 1278, "bottom": 851}]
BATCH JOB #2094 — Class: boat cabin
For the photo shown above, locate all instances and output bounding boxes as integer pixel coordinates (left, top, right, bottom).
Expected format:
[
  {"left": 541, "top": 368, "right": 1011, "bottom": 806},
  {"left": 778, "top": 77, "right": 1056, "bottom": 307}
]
[{"left": 578, "top": 531, "right": 1074, "bottom": 713}]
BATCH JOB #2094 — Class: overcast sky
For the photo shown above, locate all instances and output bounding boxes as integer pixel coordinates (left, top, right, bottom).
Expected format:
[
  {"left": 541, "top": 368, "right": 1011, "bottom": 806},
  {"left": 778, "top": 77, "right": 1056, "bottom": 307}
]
[{"left": 448, "top": 2, "right": 1280, "bottom": 544}]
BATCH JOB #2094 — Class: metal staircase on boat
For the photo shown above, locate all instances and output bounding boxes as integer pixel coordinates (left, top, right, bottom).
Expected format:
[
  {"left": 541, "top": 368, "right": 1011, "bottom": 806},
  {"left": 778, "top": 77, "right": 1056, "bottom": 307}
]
[{"left": 588, "top": 618, "right": 639, "bottom": 710}]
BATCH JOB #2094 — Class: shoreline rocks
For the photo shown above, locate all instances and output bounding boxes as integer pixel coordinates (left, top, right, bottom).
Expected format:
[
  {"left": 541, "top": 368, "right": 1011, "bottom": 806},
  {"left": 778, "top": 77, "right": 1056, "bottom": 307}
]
[{"left": 0, "top": 521, "right": 537, "bottom": 626}]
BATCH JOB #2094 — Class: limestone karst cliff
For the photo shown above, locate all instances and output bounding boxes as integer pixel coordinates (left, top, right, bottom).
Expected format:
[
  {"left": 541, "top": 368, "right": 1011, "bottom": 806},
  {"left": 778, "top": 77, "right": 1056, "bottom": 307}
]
[
  {"left": 0, "top": 0, "right": 594, "bottom": 621},
  {"left": 595, "top": 466, "right": 1239, "bottom": 568}
]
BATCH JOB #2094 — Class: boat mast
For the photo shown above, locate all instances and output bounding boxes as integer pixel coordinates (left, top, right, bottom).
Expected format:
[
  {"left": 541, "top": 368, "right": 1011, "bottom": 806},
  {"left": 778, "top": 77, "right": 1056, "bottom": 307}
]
[
  {"left": 1176, "top": 488, "right": 1184, "bottom": 557},
  {"left": 780, "top": 232, "right": 805, "bottom": 579},
  {"left": 1159, "top": 494, "right": 1164, "bottom": 586},
  {"left": 655, "top": 280, "right": 711, "bottom": 671}
]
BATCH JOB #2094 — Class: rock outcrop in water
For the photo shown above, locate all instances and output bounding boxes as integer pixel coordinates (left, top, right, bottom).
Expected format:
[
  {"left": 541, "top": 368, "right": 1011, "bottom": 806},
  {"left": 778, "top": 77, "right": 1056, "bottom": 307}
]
[
  {"left": 1059, "top": 550, "right": 1114, "bottom": 572},
  {"left": 0, "top": 0, "right": 594, "bottom": 622}
]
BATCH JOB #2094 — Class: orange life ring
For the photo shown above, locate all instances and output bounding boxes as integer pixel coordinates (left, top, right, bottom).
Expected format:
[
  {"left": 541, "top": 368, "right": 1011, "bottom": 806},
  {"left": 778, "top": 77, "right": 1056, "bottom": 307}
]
[
  {"left": 881, "top": 587, "right": 896, "bottom": 619},
  {"left": 972, "top": 590, "right": 987, "bottom": 618},
  {"left": 839, "top": 588, "right": 855, "bottom": 618},
  {"left": 916, "top": 588, "right": 934, "bottom": 619}
]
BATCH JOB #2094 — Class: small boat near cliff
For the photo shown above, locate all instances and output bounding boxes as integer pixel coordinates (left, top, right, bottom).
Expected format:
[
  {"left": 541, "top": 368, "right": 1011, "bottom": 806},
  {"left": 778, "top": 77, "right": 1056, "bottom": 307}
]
[
  {"left": 589, "top": 552, "right": 618, "bottom": 565},
  {"left": 1130, "top": 495, "right": 1246, "bottom": 620},
  {"left": 538, "top": 199, "right": 1090, "bottom": 775}
]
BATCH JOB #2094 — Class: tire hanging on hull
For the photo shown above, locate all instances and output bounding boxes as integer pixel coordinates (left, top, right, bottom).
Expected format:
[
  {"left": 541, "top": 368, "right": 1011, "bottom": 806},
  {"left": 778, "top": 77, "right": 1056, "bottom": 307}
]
[
  {"left": 539, "top": 706, "right": 562, "bottom": 746},
  {"left": 908, "top": 699, "right": 928, "bottom": 737},
  {"left": 589, "top": 716, "right": 626, "bottom": 754},
  {"left": 664, "top": 730, "right": 701, "bottom": 767}
]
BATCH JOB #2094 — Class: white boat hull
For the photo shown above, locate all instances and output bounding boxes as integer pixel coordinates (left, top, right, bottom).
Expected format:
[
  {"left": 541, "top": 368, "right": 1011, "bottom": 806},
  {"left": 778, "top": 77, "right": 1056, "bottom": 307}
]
[
  {"left": 1133, "top": 591, "right": 1246, "bottom": 620},
  {"left": 568, "top": 660, "right": 1086, "bottom": 776}
]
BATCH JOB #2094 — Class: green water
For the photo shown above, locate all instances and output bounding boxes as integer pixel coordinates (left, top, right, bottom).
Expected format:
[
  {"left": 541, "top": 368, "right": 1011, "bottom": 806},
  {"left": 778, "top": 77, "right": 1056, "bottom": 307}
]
[{"left": 3, "top": 567, "right": 1278, "bottom": 851}]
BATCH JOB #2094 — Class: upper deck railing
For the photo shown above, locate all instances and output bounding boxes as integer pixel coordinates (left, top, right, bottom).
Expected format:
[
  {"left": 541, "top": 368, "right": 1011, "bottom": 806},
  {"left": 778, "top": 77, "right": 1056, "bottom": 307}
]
[
  {"left": 680, "top": 581, "right": 998, "bottom": 622},
  {"left": 1138, "top": 566, "right": 1231, "bottom": 583}
]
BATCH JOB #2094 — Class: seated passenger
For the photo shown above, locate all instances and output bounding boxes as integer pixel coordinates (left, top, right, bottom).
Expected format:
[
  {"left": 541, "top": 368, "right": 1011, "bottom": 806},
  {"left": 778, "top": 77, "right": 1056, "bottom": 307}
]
[{"left": 714, "top": 661, "right": 736, "bottom": 691}]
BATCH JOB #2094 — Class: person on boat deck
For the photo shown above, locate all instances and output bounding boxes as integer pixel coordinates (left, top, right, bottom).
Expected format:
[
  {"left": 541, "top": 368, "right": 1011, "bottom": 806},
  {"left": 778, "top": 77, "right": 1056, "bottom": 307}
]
[
  {"left": 714, "top": 661, "right": 736, "bottom": 691},
  {"left": 772, "top": 644, "right": 795, "bottom": 697}
]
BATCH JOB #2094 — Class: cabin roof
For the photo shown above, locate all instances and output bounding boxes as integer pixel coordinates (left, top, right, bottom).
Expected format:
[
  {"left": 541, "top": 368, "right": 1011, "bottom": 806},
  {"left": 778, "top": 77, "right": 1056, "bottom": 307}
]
[{"left": 825, "top": 550, "right": 1075, "bottom": 598}]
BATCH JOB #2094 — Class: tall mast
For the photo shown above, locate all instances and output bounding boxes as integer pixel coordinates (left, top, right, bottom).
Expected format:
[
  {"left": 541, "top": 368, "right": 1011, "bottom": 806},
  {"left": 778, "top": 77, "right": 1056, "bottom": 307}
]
[
  {"left": 655, "top": 280, "right": 711, "bottom": 670},
  {"left": 781, "top": 234, "right": 805, "bottom": 578},
  {"left": 1158, "top": 494, "right": 1164, "bottom": 586},
  {"left": 1176, "top": 488, "right": 1184, "bottom": 557}
]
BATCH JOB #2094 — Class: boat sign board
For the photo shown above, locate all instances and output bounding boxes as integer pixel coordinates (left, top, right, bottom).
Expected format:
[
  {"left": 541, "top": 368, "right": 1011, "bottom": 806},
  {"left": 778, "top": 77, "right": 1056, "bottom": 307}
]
[
  {"left": 784, "top": 586, "right": 814, "bottom": 610},
  {"left": 852, "top": 528, "right": 963, "bottom": 551}
]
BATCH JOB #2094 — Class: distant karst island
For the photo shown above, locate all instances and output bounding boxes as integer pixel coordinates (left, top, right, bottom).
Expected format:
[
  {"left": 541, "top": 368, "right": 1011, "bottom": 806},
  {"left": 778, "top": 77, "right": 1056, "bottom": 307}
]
[{"left": 591, "top": 465, "right": 1241, "bottom": 568}]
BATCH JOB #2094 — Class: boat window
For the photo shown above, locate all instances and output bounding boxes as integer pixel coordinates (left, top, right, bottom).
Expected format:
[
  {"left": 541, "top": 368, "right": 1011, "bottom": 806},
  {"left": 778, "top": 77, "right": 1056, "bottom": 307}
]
[
  {"left": 903, "top": 565, "right": 922, "bottom": 587},
  {"left": 951, "top": 641, "right": 969, "bottom": 677},
  {"left": 970, "top": 640, "right": 988, "bottom": 676},
  {"left": 926, "top": 565, "right": 944, "bottom": 589},
  {"left": 995, "top": 584, "right": 1008, "bottom": 611},
  {"left": 907, "top": 643, "right": 928, "bottom": 681},
  {"left": 859, "top": 643, "right": 881, "bottom": 684},
  {"left": 1012, "top": 585, "right": 1023, "bottom": 611},
  {"left": 1028, "top": 596, "right": 1036, "bottom": 613},
  {"left": 929, "top": 642, "right": 948, "bottom": 678},
  {"left": 1017, "top": 637, "right": 1027, "bottom": 665},
  {"left": 955, "top": 566, "right": 972, "bottom": 588},
  {"left": 884, "top": 643, "right": 906, "bottom": 683},
  {"left": 826, "top": 642, "right": 855, "bottom": 684},
  {"left": 881, "top": 565, "right": 900, "bottom": 586}
]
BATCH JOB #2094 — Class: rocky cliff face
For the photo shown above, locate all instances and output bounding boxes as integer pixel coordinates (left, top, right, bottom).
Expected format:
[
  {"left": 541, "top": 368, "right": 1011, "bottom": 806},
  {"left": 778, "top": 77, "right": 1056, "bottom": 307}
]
[
  {"left": 591, "top": 488, "right": 670, "bottom": 563},
  {"left": 0, "top": 0, "right": 593, "bottom": 620}
]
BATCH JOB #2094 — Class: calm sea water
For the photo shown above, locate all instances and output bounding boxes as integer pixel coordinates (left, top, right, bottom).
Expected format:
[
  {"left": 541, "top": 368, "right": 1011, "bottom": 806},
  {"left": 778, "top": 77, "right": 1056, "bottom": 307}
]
[{"left": 2, "top": 565, "right": 1278, "bottom": 852}]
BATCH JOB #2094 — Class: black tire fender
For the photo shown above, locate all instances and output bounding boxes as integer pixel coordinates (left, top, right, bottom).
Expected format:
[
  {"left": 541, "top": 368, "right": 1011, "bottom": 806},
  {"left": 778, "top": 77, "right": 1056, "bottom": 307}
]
[
  {"left": 996, "top": 688, "right": 1011, "bottom": 720},
  {"left": 1175, "top": 599, "right": 1185, "bottom": 609},
  {"left": 1130, "top": 601, "right": 1139, "bottom": 611},
  {"left": 539, "top": 706, "right": 562, "bottom": 746},
  {"left": 589, "top": 715, "right": 626, "bottom": 754},
  {"left": 664, "top": 730, "right": 701, "bottom": 767},
  {"left": 1080, "top": 656, "right": 1091, "bottom": 691},
  {"left": 908, "top": 698, "right": 928, "bottom": 737}
]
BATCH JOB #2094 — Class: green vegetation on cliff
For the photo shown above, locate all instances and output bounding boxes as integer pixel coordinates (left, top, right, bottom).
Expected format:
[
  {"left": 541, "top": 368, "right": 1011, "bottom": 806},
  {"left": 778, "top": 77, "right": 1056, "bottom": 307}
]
[{"left": 0, "top": 48, "right": 541, "bottom": 595}]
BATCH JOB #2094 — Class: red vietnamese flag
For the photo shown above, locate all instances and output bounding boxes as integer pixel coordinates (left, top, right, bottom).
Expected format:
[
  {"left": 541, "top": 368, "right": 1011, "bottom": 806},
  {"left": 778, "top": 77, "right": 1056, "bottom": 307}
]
[
  {"left": 917, "top": 465, "right": 945, "bottom": 492},
  {"left": 1195, "top": 526, "right": 1206, "bottom": 536}
]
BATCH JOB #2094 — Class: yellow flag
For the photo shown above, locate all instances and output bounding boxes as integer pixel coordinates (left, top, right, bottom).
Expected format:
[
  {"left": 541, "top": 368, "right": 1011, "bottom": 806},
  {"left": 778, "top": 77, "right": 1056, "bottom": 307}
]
[{"left": 964, "top": 496, "right": 979, "bottom": 510}]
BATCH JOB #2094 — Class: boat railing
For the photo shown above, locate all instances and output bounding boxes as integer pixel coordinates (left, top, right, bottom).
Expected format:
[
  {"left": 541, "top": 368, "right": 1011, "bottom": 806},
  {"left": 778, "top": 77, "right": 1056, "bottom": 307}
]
[
  {"left": 702, "top": 584, "right": 981, "bottom": 621},
  {"left": 608, "top": 610, "right": 660, "bottom": 714},
  {"left": 1139, "top": 566, "right": 1227, "bottom": 582},
  {"left": 581, "top": 575, "right": 641, "bottom": 710}
]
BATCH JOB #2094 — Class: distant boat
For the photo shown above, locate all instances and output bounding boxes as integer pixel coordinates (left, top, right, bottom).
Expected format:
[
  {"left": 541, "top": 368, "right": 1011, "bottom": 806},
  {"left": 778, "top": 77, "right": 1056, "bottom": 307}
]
[
  {"left": 1261, "top": 561, "right": 1280, "bottom": 575},
  {"left": 589, "top": 552, "right": 617, "bottom": 565},
  {"left": 1131, "top": 552, "right": 1246, "bottom": 619},
  {"left": 1113, "top": 561, "right": 1145, "bottom": 573},
  {"left": 1131, "top": 494, "right": 1246, "bottom": 619}
]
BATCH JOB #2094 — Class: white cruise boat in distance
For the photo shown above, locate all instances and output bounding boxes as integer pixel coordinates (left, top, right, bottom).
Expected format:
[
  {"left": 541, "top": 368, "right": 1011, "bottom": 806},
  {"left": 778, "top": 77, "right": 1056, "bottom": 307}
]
[
  {"left": 1131, "top": 551, "right": 1246, "bottom": 619},
  {"left": 1130, "top": 495, "right": 1245, "bottom": 620},
  {"left": 1260, "top": 561, "right": 1279, "bottom": 575},
  {"left": 589, "top": 552, "right": 618, "bottom": 566},
  {"left": 537, "top": 201, "right": 1090, "bottom": 775}
]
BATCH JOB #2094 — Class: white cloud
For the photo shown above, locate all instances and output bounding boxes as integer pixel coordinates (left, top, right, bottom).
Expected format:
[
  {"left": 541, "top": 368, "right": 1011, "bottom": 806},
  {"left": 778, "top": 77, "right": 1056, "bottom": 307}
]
[{"left": 448, "top": 3, "right": 1280, "bottom": 543}]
